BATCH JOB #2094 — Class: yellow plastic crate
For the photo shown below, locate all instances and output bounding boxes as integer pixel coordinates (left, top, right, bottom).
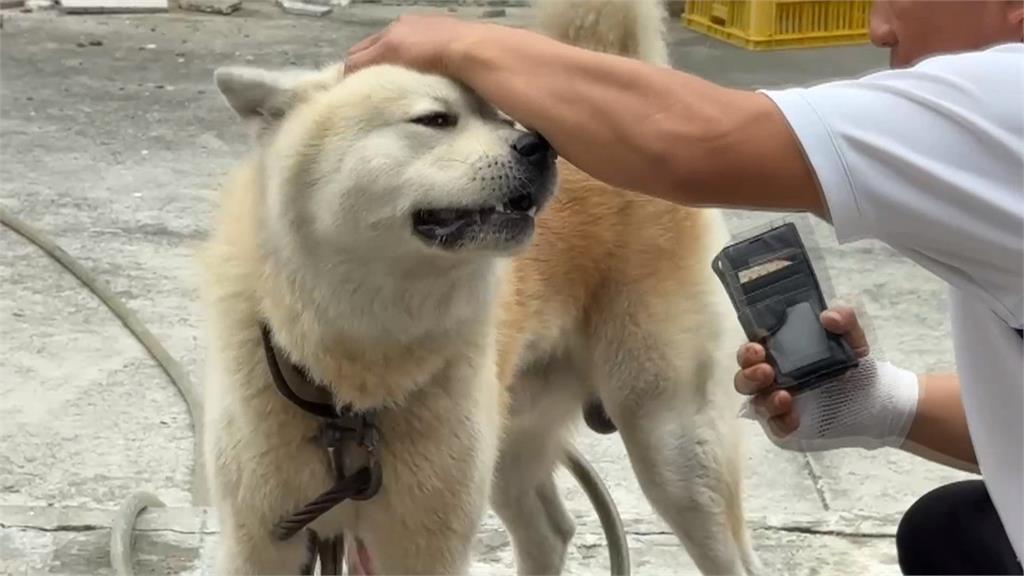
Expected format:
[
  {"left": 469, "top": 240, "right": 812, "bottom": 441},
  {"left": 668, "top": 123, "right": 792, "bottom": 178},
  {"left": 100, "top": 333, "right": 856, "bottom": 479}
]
[{"left": 683, "top": 0, "right": 872, "bottom": 51}]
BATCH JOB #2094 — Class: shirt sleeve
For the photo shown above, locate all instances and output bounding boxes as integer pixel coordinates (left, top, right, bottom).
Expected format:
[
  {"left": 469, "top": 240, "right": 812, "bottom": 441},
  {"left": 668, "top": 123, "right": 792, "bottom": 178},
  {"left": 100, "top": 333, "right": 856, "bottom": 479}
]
[{"left": 761, "top": 44, "right": 1024, "bottom": 328}]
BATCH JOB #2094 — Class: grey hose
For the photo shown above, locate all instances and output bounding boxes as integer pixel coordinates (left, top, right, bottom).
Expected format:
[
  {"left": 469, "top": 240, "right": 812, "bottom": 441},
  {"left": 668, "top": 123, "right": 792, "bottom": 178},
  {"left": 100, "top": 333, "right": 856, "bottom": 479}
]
[
  {"left": 0, "top": 208, "right": 206, "bottom": 576},
  {"left": 0, "top": 207, "right": 630, "bottom": 576},
  {"left": 0, "top": 209, "right": 208, "bottom": 503},
  {"left": 564, "top": 445, "right": 631, "bottom": 576},
  {"left": 110, "top": 491, "right": 167, "bottom": 576}
]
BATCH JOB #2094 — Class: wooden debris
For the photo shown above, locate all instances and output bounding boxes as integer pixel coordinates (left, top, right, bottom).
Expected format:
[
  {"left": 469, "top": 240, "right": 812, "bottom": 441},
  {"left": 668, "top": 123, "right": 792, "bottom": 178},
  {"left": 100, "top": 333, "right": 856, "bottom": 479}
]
[
  {"left": 178, "top": 0, "right": 240, "bottom": 14},
  {"left": 276, "top": 0, "right": 330, "bottom": 16},
  {"left": 57, "top": 0, "right": 168, "bottom": 13}
]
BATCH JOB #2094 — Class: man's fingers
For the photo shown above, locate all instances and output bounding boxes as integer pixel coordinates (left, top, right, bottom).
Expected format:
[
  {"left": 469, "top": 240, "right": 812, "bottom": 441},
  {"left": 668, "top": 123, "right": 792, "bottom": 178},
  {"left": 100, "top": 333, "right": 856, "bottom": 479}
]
[
  {"left": 734, "top": 342, "right": 772, "bottom": 394},
  {"left": 734, "top": 363, "right": 774, "bottom": 395},
  {"left": 820, "top": 305, "right": 870, "bottom": 357},
  {"left": 344, "top": 39, "right": 388, "bottom": 76},
  {"left": 345, "top": 19, "right": 404, "bottom": 75},
  {"left": 343, "top": 42, "right": 375, "bottom": 75},
  {"left": 736, "top": 342, "right": 765, "bottom": 368},
  {"left": 752, "top": 390, "right": 791, "bottom": 419},
  {"left": 768, "top": 410, "right": 800, "bottom": 437},
  {"left": 346, "top": 30, "right": 385, "bottom": 59}
]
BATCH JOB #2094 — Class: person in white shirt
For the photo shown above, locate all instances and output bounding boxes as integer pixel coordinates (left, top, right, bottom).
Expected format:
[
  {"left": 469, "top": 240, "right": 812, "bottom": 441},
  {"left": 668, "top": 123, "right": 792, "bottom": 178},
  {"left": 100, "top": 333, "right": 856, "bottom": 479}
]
[{"left": 344, "top": 1, "right": 1024, "bottom": 572}]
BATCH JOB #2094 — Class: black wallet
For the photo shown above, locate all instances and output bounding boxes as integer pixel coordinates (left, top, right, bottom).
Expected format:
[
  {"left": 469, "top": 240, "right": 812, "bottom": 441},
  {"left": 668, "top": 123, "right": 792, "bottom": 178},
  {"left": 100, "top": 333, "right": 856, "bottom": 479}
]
[{"left": 712, "top": 222, "right": 858, "bottom": 392}]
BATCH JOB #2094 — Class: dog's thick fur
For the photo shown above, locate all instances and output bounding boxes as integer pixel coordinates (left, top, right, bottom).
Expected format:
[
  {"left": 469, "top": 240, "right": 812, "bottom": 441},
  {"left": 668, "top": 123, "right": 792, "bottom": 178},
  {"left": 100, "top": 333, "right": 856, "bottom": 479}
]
[{"left": 200, "top": 1, "right": 758, "bottom": 574}]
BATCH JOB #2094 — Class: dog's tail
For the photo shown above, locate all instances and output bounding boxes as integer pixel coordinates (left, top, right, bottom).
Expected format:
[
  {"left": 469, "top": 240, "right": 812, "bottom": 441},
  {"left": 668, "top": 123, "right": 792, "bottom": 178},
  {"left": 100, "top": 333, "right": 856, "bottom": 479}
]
[{"left": 533, "top": 0, "right": 670, "bottom": 67}]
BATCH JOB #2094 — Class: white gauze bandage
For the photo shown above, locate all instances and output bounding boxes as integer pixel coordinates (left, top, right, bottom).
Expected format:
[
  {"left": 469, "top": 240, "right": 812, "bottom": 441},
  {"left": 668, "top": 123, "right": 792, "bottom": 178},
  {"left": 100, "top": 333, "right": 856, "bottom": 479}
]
[{"left": 741, "top": 357, "right": 920, "bottom": 451}]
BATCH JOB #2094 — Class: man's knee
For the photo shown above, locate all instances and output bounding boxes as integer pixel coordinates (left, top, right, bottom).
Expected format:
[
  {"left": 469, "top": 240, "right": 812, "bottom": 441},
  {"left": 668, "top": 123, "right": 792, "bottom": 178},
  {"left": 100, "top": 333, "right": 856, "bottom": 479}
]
[
  {"left": 897, "top": 480, "right": 1022, "bottom": 575},
  {"left": 896, "top": 481, "right": 963, "bottom": 573}
]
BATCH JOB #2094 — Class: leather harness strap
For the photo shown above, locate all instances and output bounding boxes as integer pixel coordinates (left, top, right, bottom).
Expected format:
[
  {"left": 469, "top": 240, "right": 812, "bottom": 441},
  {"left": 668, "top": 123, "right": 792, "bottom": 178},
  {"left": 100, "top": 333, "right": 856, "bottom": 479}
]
[
  {"left": 261, "top": 324, "right": 340, "bottom": 419},
  {"left": 259, "top": 323, "right": 382, "bottom": 574}
]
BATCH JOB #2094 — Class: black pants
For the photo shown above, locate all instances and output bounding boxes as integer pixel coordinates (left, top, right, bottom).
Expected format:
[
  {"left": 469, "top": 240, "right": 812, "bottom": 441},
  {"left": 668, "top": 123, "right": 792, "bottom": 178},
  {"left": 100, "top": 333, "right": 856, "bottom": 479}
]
[{"left": 897, "top": 480, "right": 1023, "bottom": 575}]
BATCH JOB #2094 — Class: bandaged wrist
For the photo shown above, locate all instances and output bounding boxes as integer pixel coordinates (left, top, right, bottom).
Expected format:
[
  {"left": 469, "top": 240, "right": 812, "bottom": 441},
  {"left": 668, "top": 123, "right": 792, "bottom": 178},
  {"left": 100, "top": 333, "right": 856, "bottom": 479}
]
[{"left": 742, "top": 357, "right": 920, "bottom": 452}]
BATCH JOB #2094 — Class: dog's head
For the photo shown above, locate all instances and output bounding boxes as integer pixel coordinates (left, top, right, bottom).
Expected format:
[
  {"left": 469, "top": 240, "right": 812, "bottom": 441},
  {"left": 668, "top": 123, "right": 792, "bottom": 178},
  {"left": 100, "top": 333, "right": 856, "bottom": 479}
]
[{"left": 214, "top": 63, "right": 558, "bottom": 263}]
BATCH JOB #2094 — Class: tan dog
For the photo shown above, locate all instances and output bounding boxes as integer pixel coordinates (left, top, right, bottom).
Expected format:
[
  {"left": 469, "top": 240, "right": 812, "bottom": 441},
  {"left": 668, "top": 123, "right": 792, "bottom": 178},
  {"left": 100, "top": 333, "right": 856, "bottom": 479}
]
[{"left": 199, "top": 0, "right": 758, "bottom": 573}]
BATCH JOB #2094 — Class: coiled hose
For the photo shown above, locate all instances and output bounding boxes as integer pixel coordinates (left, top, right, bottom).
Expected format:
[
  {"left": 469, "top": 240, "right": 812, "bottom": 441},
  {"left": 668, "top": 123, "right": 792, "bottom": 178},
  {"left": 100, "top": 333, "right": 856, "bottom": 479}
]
[{"left": 0, "top": 207, "right": 629, "bottom": 576}]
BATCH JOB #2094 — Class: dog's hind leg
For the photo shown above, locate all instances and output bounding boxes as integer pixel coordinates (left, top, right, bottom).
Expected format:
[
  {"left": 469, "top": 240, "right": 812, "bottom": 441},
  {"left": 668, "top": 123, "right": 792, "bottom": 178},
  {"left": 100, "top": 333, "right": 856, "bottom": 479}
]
[
  {"left": 492, "top": 361, "right": 586, "bottom": 575},
  {"left": 590, "top": 296, "right": 759, "bottom": 576},
  {"left": 494, "top": 463, "right": 575, "bottom": 575}
]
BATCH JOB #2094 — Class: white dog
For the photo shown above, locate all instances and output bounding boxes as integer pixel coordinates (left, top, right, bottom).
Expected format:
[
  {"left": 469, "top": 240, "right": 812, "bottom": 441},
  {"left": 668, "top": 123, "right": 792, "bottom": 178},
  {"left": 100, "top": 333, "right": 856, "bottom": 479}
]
[{"left": 199, "top": 0, "right": 759, "bottom": 574}]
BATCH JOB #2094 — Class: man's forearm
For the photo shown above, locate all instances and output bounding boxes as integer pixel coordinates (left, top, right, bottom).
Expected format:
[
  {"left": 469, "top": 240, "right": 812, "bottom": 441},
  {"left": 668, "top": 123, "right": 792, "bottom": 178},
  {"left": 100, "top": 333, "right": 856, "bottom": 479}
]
[
  {"left": 449, "top": 24, "right": 825, "bottom": 215},
  {"left": 902, "top": 373, "right": 979, "bottom": 473}
]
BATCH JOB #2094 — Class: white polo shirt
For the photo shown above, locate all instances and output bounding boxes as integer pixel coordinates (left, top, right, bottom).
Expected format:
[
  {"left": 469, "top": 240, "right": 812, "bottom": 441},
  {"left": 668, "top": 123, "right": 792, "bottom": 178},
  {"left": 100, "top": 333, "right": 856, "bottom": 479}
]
[{"left": 762, "top": 43, "right": 1024, "bottom": 559}]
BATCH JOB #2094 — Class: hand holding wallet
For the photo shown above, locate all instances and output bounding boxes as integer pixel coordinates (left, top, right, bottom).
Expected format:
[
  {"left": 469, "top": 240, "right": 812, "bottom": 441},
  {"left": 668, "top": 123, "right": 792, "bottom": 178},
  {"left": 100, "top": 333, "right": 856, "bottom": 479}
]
[{"left": 712, "top": 222, "right": 859, "bottom": 393}]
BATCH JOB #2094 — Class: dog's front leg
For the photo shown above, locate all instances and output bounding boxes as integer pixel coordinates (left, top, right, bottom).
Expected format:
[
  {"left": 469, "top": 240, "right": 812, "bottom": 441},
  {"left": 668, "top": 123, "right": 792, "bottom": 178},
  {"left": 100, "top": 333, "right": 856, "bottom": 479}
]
[
  {"left": 356, "top": 365, "right": 502, "bottom": 575},
  {"left": 206, "top": 403, "right": 336, "bottom": 575},
  {"left": 216, "top": 515, "right": 317, "bottom": 576}
]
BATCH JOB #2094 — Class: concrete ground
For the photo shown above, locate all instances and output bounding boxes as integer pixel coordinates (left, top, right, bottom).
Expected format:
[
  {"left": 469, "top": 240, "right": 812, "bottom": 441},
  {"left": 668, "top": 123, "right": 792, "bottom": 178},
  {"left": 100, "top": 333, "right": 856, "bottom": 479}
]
[{"left": 0, "top": 3, "right": 972, "bottom": 574}]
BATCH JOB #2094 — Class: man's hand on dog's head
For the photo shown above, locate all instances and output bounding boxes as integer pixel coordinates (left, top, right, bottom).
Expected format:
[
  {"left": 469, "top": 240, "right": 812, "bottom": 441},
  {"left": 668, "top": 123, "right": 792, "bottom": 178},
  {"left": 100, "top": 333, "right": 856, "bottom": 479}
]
[{"left": 345, "top": 15, "right": 489, "bottom": 77}]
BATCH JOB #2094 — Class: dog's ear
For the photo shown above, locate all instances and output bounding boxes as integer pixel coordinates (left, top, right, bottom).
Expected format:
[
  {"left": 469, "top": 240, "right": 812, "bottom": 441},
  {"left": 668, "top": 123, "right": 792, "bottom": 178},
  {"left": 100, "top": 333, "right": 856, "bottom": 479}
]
[{"left": 214, "top": 65, "right": 342, "bottom": 130}]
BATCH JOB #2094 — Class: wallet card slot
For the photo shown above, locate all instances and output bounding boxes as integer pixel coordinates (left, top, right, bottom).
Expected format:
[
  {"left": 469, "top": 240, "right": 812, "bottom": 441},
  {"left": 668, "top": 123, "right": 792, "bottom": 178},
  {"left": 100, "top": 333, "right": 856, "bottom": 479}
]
[
  {"left": 741, "top": 272, "right": 811, "bottom": 307},
  {"left": 738, "top": 287, "right": 820, "bottom": 338},
  {"left": 736, "top": 253, "right": 807, "bottom": 294}
]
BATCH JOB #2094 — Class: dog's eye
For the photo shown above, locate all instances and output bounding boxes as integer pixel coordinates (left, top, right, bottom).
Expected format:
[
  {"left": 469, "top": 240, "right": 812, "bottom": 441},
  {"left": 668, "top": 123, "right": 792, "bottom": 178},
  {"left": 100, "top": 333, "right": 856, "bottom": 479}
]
[{"left": 410, "top": 112, "right": 458, "bottom": 129}]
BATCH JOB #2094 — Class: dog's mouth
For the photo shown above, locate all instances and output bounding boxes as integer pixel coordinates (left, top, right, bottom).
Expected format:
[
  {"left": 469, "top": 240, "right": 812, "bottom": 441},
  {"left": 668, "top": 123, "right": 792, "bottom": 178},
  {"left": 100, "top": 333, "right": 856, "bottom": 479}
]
[{"left": 412, "top": 190, "right": 540, "bottom": 250}]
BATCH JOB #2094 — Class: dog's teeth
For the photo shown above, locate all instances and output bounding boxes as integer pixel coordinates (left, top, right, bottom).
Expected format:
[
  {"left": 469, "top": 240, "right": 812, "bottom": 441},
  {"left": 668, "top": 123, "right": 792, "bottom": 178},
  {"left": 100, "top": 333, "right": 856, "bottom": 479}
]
[
  {"left": 527, "top": 206, "right": 538, "bottom": 217},
  {"left": 434, "top": 222, "right": 463, "bottom": 236}
]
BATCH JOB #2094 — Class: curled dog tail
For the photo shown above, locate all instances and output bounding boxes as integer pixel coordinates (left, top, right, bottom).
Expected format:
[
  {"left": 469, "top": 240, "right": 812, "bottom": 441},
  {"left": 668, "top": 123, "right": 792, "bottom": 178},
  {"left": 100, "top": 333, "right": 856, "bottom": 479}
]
[{"left": 533, "top": 0, "right": 670, "bottom": 66}]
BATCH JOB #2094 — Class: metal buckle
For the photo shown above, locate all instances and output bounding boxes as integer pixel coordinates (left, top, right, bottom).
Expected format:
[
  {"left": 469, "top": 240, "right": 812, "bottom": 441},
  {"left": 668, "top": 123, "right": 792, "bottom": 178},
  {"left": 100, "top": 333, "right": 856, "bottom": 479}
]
[
  {"left": 320, "top": 413, "right": 382, "bottom": 502},
  {"left": 349, "top": 414, "right": 382, "bottom": 501}
]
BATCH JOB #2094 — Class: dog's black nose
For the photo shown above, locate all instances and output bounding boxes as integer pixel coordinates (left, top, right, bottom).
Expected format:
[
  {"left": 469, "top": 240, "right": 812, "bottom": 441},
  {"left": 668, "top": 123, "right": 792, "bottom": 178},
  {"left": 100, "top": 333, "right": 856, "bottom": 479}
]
[{"left": 512, "top": 132, "right": 552, "bottom": 163}]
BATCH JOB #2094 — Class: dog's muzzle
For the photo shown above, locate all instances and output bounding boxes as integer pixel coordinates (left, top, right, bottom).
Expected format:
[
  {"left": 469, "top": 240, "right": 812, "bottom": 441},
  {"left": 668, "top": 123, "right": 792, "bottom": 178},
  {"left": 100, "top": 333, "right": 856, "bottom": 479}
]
[{"left": 412, "top": 132, "right": 557, "bottom": 251}]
